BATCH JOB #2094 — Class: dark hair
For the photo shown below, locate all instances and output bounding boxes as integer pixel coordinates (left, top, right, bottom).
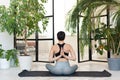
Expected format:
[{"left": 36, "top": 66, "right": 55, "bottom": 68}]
[{"left": 57, "top": 31, "right": 65, "bottom": 41}]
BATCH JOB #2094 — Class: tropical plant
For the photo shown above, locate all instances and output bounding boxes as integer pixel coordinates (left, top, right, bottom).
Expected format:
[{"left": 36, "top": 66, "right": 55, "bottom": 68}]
[
  {"left": 65, "top": 0, "right": 120, "bottom": 57},
  {"left": 0, "top": 0, "right": 48, "bottom": 55},
  {"left": 94, "top": 23, "right": 120, "bottom": 56}
]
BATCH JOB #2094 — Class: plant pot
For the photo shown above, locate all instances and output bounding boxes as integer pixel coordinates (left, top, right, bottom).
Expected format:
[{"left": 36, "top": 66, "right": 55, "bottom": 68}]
[
  {"left": 108, "top": 58, "right": 120, "bottom": 71},
  {"left": 0, "top": 58, "right": 10, "bottom": 69},
  {"left": 18, "top": 55, "right": 32, "bottom": 71},
  {"left": 10, "top": 58, "right": 17, "bottom": 67}
]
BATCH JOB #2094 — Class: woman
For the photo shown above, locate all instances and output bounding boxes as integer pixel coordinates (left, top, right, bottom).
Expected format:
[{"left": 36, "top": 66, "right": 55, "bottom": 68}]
[{"left": 46, "top": 31, "right": 78, "bottom": 75}]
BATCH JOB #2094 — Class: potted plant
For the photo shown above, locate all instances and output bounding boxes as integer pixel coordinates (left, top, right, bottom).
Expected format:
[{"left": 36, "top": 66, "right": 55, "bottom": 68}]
[
  {"left": 65, "top": 0, "right": 120, "bottom": 70},
  {"left": 0, "top": 0, "right": 48, "bottom": 70},
  {"left": 0, "top": 44, "right": 18, "bottom": 69},
  {"left": 94, "top": 23, "right": 120, "bottom": 70},
  {"left": 0, "top": 44, "right": 9, "bottom": 69}
]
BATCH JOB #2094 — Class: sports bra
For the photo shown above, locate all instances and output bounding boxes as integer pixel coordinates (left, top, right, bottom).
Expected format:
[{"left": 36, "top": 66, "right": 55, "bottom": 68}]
[{"left": 54, "top": 43, "right": 69, "bottom": 58}]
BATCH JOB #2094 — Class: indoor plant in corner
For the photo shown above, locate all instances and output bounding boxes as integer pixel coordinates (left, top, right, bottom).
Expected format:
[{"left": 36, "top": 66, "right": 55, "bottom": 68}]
[
  {"left": 0, "top": 44, "right": 18, "bottom": 69},
  {"left": 94, "top": 23, "right": 120, "bottom": 70},
  {"left": 0, "top": 0, "right": 48, "bottom": 70},
  {"left": 65, "top": 0, "right": 120, "bottom": 70}
]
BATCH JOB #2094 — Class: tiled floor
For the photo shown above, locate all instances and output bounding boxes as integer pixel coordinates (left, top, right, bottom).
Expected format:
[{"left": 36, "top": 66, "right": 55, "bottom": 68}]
[{"left": 0, "top": 61, "right": 120, "bottom": 80}]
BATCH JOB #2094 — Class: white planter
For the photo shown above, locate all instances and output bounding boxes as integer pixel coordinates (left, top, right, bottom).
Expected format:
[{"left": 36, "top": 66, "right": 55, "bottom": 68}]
[
  {"left": 18, "top": 56, "right": 32, "bottom": 71},
  {"left": 0, "top": 58, "right": 10, "bottom": 69}
]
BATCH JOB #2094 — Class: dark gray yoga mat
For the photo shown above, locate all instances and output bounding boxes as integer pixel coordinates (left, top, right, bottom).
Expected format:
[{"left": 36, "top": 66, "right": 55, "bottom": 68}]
[{"left": 18, "top": 70, "right": 111, "bottom": 77}]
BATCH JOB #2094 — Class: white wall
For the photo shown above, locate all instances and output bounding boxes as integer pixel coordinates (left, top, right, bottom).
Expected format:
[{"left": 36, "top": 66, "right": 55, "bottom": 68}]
[
  {"left": 0, "top": 0, "right": 10, "bottom": 7},
  {"left": 54, "top": 0, "right": 76, "bottom": 35},
  {"left": 0, "top": 32, "right": 14, "bottom": 50}
]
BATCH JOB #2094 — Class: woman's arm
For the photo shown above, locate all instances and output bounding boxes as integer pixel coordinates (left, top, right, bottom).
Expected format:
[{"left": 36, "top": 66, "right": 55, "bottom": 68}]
[
  {"left": 61, "top": 44, "right": 76, "bottom": 61},
  {"left": 48, "top": 46, "right": 62, "bottom": 62}
]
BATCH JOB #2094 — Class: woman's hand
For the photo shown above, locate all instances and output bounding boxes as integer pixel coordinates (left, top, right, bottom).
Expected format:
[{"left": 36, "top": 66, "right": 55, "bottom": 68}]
[
  {"left": 60, "top": 48, "right": 64, "bottom": 56},
  {"left": 60, "top": 48, "right": 68, "bottom": 59}
]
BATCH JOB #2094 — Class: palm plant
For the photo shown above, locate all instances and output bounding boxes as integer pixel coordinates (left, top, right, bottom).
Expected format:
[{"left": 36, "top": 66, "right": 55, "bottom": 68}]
[
  {"left": 0, "top": 0, "right": 48, "bottom": 55},
  {"left": 65, "top": 0, "right": 120, "bottom": 57}
]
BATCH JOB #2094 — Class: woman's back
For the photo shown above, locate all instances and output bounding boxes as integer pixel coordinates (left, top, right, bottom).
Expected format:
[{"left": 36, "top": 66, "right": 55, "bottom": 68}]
[
  {"left": 46, "top": 31, "right": 78, "bottom": 75},
  {"left": 53, "top": 43, "right": 71, "bottom": 62}
]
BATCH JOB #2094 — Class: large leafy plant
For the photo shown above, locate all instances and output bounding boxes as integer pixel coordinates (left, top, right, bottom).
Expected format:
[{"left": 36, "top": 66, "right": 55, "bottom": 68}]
[
  {"left": 65, "top": 0, "right": 120, "bottom": 57},
  {"left": 0, "top": 0, "right": 48, "bottom": 55},
  {"left": 94, "top": 23, "right": 120, "bottom": 56}
]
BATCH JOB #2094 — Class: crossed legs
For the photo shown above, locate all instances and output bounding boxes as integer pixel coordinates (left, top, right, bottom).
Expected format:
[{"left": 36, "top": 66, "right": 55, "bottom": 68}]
[{"left": 46, "top": 61, "right": 78, "bottom": 75}]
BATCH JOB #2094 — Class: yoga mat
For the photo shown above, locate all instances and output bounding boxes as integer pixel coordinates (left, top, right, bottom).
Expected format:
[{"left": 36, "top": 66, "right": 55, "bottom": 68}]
[{"left": 18, "top": 70, "right": 111, "bottom": 77}]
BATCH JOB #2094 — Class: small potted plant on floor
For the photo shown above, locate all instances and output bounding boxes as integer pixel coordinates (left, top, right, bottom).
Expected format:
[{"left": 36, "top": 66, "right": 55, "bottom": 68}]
[
  {"left": 0, "top": 44, "right": 18, "bottom": 69},
  {"left": 0, "top": 44, "right": 8, "bottom": 69}
]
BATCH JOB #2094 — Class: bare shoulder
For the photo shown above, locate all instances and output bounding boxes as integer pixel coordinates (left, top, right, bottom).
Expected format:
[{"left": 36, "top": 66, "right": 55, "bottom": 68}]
[
  {"left": 51, "top": 44, "right": 58, "bottom": 49},
  {"left": 65, "top": 43, "right": 70, "bottom": 46},
  {"left": 64, "top": 43, "right": 72, "bottom": 48}
]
